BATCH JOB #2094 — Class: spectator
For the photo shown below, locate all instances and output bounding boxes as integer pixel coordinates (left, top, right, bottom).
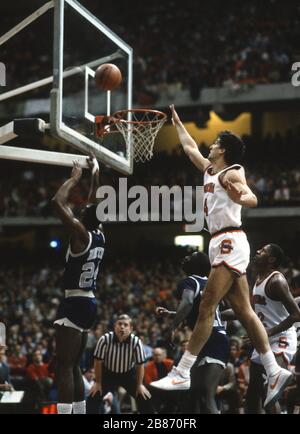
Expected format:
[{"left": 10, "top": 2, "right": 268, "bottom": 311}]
[
  {"left": 7, "top": 344, "right": 27, "bottom": 390},
  {"left": 26, "top": 349, "right": 54, "bottom": 405},
  {"left": 145, "top": 347, "right": 174, "bottom": 413},
  {"left": 216, "top": 362, "right": 240, "bottom": 414},
  {"left": 0, "top": 347, "right": 14, "bottom": 392},
  {"left": 144, "top": 347, "right": 173, "bottom": 384}
]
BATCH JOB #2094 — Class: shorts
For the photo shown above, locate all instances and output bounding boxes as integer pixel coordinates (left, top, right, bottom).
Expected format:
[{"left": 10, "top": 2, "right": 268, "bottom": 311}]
[
  {"left": 209, "top": 230, "right": 250, "bottom": 276},
  {"left": 251, "top": 331, "right": 297, "bottom": 365},
  {"left": 54, "top": 296, "right": 97, "bottom": 331},
  {"left": 194, "top": 329, "right": 230, "bottom": 368}
]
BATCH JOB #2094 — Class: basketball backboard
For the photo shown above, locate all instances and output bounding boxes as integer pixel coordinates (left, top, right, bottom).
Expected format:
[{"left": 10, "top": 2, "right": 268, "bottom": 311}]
[{"left": 0, "top": 0, "right": 133, "bottom": 174}]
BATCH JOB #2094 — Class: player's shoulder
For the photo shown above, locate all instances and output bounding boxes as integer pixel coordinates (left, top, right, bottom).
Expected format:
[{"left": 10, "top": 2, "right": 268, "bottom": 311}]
[
  {"left": 223, "top": 165, "right": 246, "bottom": 183},
  {"left": 267, "top": 271, "right": 287, "bottom": 287},
  {"left": 265, "top": 271, "right": 289, "bottom": 298},
  {"left": 178, "top": 275, "right": 207, "bottom": 290},
  {"left": 91, "top": 228, "right": 105, "bottom": 244},
  {"left": 224, "top": 164, "right": 244, "bottom": 176}
]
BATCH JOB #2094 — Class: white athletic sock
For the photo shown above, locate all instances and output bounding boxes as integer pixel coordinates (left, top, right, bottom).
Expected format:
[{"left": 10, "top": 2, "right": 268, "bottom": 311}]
[
  {"left": 260, "top": 351, "right": 280, "bottom": 377},
  {"left": 72, "top": 400, "right": 86, "bottom": 414},
  {"left": 177, "top": 351, "right": 197, "bottom": 375},
  {"left": 57, "top": 403, "right": 73, "bottom": 414}
]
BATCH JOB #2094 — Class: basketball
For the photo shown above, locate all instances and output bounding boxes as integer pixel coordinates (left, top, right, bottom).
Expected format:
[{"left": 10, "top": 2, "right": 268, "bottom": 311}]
[{"left": 94, "top": 63, "right": 122, "bottom": 91}]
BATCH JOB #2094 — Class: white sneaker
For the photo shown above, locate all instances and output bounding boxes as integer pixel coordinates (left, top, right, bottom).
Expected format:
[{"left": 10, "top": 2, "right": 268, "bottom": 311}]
[
  {"left": 150, "top": 366, "right": 190, "bottom": 391},
  {"left": 264, "top": 367, "right": 292, "bottom": 408}
]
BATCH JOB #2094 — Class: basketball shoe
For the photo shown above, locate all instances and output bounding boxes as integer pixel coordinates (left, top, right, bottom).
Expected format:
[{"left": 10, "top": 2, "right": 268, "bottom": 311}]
[{"left": 150, "top": 366, "right": 190, "bottom": 390}]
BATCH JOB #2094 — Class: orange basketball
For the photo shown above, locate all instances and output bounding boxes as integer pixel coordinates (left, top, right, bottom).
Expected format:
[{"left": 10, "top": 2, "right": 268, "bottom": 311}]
[{"left": 94, "top": 63, "right": 122, "bottom": 91}]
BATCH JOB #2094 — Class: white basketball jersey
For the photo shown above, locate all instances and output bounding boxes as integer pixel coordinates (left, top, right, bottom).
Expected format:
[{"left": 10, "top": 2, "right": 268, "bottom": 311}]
[
  {"left": 203, "top": 164, "right": 243, "bottom": 235},
  {"left": 294, "top": 297, "right": 300, "bottom": 349},
  {"left": 253, "top": 271, "right": 296, "bottom": 334}
]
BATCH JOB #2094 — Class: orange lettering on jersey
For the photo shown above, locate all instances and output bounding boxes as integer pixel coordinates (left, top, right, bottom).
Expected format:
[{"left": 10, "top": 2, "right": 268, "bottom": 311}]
[
  {"left": 204, "top": 183, "right": 215, "bottom": 193},
  {"left": 220, "top": 239, "right": 233, "bottom": 254},
  {"left": 252, "top": 294, "right": 267, "bottom": 306}
]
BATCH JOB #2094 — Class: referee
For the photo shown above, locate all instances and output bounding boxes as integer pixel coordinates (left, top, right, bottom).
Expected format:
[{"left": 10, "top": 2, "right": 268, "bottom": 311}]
[{"left": 87, "top": 314, "right": 153, "bottom": 414}]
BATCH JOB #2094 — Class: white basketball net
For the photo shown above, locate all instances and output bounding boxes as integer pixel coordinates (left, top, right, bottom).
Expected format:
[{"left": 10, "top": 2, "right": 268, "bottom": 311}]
[{"left": 114, "top": 110, "right": 167, "bottom": 163}]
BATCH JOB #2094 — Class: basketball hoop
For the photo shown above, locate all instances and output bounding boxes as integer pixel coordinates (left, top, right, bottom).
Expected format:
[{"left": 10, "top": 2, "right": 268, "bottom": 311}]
[
  {"left": 94, "top": 109, "right": 166, "bottom": 163},
  {"left": 113, "top": 109, "right": 167, "bottom": 162}
]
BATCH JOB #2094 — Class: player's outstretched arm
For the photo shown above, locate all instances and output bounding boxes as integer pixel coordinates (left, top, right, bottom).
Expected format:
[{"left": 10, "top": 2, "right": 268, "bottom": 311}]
[
  {"left": 164, "top": 288, "right": 194, "bottom": 348},
  {"left": 87, "top": 154, "right": 100, "bottom": 205},
  {"left": 223, "top": 169, "right": 257, "bottom": 207},
  {"left": 170, "top": 104, "right": 210, "bottom": 172},
  {"left": 171, "top": 288, "right": 194, "bottom": 330},
  {"left": 51, "top": 161, "right": 88, "bottom": 242},
  {"left": 265, "top": 274, "right": 300, "bottom": 337}
]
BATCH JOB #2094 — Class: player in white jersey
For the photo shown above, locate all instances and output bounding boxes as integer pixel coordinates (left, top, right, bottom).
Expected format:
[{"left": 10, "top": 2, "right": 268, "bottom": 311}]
[
  {"left": 152, "top": 105, "right": 292, "bottom": 408},
  {"left": 245, "top": 244, "right": 300, "bottom": 413}
]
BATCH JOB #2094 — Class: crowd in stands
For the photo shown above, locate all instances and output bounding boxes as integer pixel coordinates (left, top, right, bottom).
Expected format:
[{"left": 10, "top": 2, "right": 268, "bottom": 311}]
[
  {"left": 0, "top": 256, "right": 299, "bottom": 413},
  {"left": 1, "top": 0, "right": 299, "bottom": 102},
  {"left": 0, "top": 127, "right": 300, "bottom": 218}
]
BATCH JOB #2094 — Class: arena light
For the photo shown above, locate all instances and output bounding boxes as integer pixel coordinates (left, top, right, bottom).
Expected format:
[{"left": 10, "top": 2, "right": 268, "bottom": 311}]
[
  {"left": 49, "top": 238, "right": 61, "bottom": 249},
  {"left": 174, "top": 235, "right": 204, "bottom": 251}
]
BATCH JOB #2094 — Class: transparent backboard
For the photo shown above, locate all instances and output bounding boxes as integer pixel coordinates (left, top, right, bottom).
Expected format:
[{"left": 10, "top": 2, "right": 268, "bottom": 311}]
[
  {"left": 0, "top": 2, "right": 54, "bottom": 124},
  {"left": 51, "top": 0, "right": 133, "bottom": 174},
  {"left": 0, "top": 0, "right": 133, "bottom": 174}
]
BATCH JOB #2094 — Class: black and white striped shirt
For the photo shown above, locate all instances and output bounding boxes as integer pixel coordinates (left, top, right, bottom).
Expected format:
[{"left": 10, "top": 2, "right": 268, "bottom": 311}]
[{"left": 94, "top": 332, "right": 146, "bottom": 373}]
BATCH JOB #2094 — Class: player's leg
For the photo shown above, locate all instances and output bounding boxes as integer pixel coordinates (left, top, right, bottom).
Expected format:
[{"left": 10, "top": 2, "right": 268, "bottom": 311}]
[
  {"left": 55, "top": 324, "right": 83, "bottom": 414},
  {"left": 245, "top": 361, "right": 265, "bottom": 414},
  {"left": 227, "top": 276, "right": 270, "bottom": 353},
  {"left": 191, "top": 363, "right": 224, "bottom": 414},
  {"left": 176, "top": 266, "right": 233, "bottom": 373},
  {"left": 226, "top": 277, "right": 292, "bottom": 408},
  {"left": 151, "top": 266, "right": 234, "bottom": 391},
  {"left": 73, "top": 331, "right": 88, "bottom": 414}
]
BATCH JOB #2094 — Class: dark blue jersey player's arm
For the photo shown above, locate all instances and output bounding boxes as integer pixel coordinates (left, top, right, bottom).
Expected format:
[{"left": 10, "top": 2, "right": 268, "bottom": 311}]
[
  {"left": 51, "top": 158, "right": 99, "bottom": 254},
  {"left": 86, "top": 154, "right": 100, "bottom": 205},
  {"left": 157, "top": 277, "right": 197, "bottom": 347}
]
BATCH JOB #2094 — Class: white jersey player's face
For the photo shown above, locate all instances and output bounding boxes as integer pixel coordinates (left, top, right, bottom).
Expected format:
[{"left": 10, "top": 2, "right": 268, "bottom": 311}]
[
  {"left": 208, "top": 138, "right": 224, "bottom": 162},
  {"left": 253, "top": 245, "right": 271, "bottom": 267}
]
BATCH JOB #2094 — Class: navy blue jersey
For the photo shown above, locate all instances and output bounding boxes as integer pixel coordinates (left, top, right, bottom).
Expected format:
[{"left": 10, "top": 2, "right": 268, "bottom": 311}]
[
  {"left": 62, "top": 229, "right": 105, "bottom": 292},
  {"left": 176, "top": 275, "right": 225, "bottom": 333}
]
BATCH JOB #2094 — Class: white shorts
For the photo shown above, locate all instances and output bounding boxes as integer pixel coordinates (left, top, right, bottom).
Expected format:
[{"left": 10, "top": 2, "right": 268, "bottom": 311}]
[
  {"left": 251, "top": 331, "right": 297, "bottom": 365},
  {"left": 209, "top": 230, "right": 250, "bottom": 276}
]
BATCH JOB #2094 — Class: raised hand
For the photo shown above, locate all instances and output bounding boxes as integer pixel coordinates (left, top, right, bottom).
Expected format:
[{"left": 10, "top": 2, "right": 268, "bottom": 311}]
[
  {"left": 87, "top": 153, "right": 99, "bottom": 174},
  {"left": 156, "top": 306, "right": 170, "bottom": 317},
  {"left": 71, "top": 160, "right": 82, "bottom": 182},
  {"left": 169, "top": 104, "right": 181, "bottom": 126}
]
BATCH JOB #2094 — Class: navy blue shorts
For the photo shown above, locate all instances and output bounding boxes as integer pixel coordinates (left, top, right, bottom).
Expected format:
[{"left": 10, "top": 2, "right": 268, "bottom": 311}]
[
  {"left": 196, "top": 329, "right": 230, "bottom": 366},
  {"left": 56, "top": 297, "right": 97, "bottom": 330}
]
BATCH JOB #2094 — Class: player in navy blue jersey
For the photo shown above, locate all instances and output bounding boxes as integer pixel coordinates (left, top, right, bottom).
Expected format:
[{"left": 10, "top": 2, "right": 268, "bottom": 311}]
[
  {"left": 152, "top": 252, "right": 229, "bottom": 413},
  {"left": 51, "top": 156, "right": 105, "bottom": 414}
]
